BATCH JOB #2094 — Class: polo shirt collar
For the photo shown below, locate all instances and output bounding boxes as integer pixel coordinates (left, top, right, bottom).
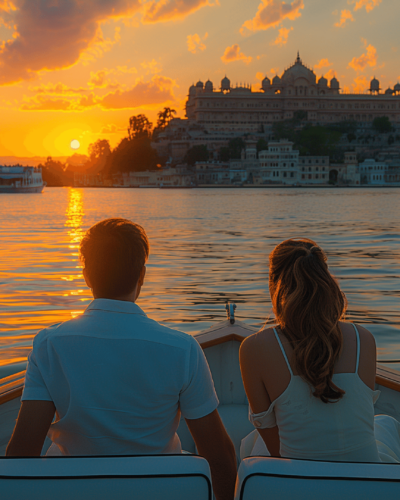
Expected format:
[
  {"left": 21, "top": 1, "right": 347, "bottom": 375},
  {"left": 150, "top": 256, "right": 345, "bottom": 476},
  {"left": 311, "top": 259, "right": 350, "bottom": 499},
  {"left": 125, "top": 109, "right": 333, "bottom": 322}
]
[{"left": 85, "top": 298, "right": 147, "bottom": 317}]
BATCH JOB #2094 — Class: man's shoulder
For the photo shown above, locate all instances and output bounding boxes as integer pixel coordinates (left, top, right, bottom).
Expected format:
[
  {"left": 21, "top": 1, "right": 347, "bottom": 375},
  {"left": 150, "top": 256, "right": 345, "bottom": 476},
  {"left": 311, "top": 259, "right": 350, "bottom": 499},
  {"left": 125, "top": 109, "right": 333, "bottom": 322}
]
[
  {"left": 139, "top": 316, "right": 198, "bottom": 350},
  {"left": 33, "top": 316, "right": 86, "bottom": 346}
]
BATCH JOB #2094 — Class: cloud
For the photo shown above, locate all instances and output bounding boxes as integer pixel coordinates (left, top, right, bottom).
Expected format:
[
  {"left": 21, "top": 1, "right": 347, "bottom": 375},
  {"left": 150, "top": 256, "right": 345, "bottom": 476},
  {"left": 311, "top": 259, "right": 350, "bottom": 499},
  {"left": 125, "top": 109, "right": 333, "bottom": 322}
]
[
  {"left": 0, "top": 1, "right": 141, "bottom": 86},
  {"left": 141, "top": 59, "right": 162, "bottom": 74},
  {"left": 100, "top": 124, "right": 126, "bottom": 134},
  {"left": 99, "top": 75, "right": 177, "bottom": 109},
  {"left": 334, "top": 9, "right": 354, "bottom": 27},
  {"left": 348, "top": 39, "right": 377, "bottom": 71},
  {"left": 221, "top": 44, "right": 252, "bottom": 64},
  {"left": 256, "top": 72, "right": 264, "bottom": 80},
  {"left": 31, "top": 82, "right": 87, "bottom": 95},
  {"left": 20, "top": 74, "right": 177, "bottom": 111},
  {"left": 142, "top": 0, "right": 217, "bottom": 23},
  {"left": 20, "top": 96, "right": 78, "bottom": 111},
  {"left": 314, "top": 58, "right": 332, "bottom": 69},
  {"left": 324, "top": 69, "right": 337, "bottom": 80},
  {"left": 88, "top": 67, "right": 136, "bottom": 89},
  {"left": 241, "top": 0, "right": 304, "bottom": 35},
  {"left": 187, "top": 32, "right": 208, "bottom": 54},
  {"left": 351, "top": 0, "right": 382, "bottom": 13},
  {"left": 88, "top": 70, "right": 112, "bottom": 88},
  {"left": 271, "top": 26, "right": 293, "bottom": 46},
  {"left": 352, "top": 75, "right": 369, "bottom": 93}
]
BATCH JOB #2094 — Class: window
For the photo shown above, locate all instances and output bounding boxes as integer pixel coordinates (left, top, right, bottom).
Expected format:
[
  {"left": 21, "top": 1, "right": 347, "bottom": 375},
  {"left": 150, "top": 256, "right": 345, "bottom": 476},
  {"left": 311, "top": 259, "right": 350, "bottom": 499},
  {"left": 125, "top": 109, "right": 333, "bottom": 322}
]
[
  {"left": 308, "top": 174, "right": 312, "bottom": 179},
  {"left": 316, "top": 174, "right": 319, "bottom": 179},
  {"left": 283, "top": 172, "right": 287, "bottom": 177},
  {"left": 290, "top": 172, "right": 294, "bottom": 177}
]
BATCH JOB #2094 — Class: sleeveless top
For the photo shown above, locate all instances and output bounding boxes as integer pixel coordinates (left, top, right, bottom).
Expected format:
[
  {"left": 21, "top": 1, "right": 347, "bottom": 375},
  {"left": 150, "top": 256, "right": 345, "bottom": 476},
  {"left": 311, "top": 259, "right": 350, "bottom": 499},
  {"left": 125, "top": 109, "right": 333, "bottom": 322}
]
[{"left": 249, "top": 324, "right": 381, "bottom": 462}]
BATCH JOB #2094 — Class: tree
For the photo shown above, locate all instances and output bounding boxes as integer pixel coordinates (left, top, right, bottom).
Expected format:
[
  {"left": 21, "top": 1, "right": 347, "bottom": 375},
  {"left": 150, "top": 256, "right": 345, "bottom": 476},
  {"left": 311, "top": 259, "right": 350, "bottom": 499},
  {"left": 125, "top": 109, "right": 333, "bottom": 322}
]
[
  {"left": 373, "top": 116, "right": 392, "bottom": 134},
  {"left": 183, "top": 145, "right": 209, "bottom": 165},
  {"left": 256, "top": 139, "right": 268, "bottom": 154},
  {"left": 104, "top": 136, "right": 159, "bottom": 176},
  {"left": 128, "top": 114, "right": 153, "bottom": 140},
  {"left": 88, "top": 139, "right": 111, "bottom": 162},
  {"left": 219, "top": 147, "right": 230, "bottom": 162},
  {"left": 156, "top": 107, "right": 177, "bottom": 129},
  {"left": 347, "top": 133, "right": 356, "bottom": 143},
  {"left": 227, "top": 137, "right": 246, "bottom": 159}
]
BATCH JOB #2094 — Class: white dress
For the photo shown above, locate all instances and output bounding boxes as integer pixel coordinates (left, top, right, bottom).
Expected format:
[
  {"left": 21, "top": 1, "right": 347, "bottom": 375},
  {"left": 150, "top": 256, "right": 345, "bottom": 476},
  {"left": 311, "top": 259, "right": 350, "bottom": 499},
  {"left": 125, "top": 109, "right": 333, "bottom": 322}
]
[{"left": 241, "top": 325, "right": 400, "bottom": 463}]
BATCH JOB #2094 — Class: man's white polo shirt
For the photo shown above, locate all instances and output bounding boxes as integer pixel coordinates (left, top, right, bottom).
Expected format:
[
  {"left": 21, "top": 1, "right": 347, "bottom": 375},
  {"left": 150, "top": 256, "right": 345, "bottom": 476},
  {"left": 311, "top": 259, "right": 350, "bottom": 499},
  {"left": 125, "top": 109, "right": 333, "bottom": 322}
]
[{"left": 22, "top": 299, "right": 219, "bottom": 456}]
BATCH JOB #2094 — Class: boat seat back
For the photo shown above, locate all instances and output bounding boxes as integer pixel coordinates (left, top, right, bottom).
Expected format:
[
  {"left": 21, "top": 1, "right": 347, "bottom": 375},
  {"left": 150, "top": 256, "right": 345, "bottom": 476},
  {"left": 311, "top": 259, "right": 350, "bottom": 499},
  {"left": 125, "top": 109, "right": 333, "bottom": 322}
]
[
  {"left": 0, "top": 455, "right": 212, "bottom": 500},
  {"left": 235, "top": 457, "right": 400, "bottom": 500}
]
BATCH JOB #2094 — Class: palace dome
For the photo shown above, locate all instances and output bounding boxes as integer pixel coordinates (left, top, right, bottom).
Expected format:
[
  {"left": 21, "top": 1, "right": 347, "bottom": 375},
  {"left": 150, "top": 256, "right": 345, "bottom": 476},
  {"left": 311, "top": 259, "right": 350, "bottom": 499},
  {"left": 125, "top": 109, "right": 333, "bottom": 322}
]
[
  {"left": 385, "top": 87, "right": 394, "bottom": 95},
  {"left": 330, "top": 77, "right": 340, "bottom": 89},
  {"left": 262, "top": 76, "right": 271, "bottom": 89},
  {"left": 196, "top": 80, "right": 204, "bottom": 88},
  {"left": 370, "top": 77, "right": 380, "bottom": 91},
  {"left": 394, "top": 83, "right": 400, "bottom": 91},
  {"left": 281, "top": 53, "right": 317, "bottom": 85},
  {"left": 189, "top": 84, "right": 196, "bottom": 95},
  {"left": 205, "top": 80, "right": 213, "bottom": 91},
  {"left": 318, "top": 76, "right": 328, "bottom": 86},
  {"left": 221, "top": 76, "right": 230, "bottom": 90},
  {"left": 272, "top": 75, "right": 281, "bottom": 85}
]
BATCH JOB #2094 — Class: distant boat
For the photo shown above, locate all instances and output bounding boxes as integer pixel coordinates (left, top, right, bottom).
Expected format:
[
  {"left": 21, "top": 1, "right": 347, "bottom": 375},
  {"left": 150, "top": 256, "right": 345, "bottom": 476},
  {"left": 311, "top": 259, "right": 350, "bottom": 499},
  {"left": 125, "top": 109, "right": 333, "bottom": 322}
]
[{"left": 0, "top": 165, "right": 45, "bottom": 193}]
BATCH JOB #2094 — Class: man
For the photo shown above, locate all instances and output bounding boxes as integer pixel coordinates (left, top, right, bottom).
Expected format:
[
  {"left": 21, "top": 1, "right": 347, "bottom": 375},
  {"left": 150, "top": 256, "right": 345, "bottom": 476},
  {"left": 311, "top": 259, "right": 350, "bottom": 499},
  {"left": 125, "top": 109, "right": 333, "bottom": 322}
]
[{"left": 6, "top": 218, "right": 236, "bottom": 500}]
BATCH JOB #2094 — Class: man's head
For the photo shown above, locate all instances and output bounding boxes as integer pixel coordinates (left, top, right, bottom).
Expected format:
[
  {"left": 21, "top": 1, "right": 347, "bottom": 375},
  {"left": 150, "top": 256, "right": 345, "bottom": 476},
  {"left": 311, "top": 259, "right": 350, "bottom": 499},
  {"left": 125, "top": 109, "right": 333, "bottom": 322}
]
[{"left": 79, "top": 218, "right": 150, "bottom": 300}]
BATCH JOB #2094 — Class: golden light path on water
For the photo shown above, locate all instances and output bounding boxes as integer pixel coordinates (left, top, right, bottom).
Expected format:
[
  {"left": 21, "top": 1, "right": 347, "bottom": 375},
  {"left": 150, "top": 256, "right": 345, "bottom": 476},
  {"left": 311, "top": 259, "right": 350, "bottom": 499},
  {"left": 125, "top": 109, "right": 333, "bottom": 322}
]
[{"left": 0, "top": 187, "right": 400, "bottom": 379}]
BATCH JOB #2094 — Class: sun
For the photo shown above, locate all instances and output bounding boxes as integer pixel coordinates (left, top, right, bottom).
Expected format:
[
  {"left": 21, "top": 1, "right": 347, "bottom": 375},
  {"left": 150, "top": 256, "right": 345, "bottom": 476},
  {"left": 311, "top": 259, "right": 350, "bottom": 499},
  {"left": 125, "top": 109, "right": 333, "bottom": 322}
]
[{"left": 70, "top": 139, "right": 80, "bottom": 150}]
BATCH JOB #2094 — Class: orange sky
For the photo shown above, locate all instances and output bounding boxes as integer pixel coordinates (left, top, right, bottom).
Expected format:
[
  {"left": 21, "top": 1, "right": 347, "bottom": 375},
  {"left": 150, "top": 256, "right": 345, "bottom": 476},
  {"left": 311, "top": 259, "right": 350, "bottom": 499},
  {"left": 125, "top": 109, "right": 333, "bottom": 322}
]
[{"left": 0, "top": 0, "right": 397, "bottom": 157}]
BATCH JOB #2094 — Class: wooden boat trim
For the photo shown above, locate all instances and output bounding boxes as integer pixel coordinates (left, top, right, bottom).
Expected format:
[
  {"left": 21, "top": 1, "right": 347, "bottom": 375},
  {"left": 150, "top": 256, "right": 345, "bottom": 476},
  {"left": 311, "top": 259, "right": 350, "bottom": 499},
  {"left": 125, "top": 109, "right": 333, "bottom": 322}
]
[{"left": 1, "top": 328, "right": 400, "bottom": 406}]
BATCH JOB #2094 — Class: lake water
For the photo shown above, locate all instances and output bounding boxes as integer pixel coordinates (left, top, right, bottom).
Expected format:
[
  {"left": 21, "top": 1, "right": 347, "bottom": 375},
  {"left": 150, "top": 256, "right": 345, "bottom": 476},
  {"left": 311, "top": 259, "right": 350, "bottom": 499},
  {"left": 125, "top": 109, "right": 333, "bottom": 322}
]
[{"left": 1, "top": 187, "right": 400, "bottom": 379}]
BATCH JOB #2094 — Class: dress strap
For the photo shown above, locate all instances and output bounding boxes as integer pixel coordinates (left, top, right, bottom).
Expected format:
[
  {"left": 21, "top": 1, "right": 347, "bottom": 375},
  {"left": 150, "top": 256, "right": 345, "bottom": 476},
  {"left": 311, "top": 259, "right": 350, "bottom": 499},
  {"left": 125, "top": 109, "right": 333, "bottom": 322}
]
[
  {"left": 273, "top": 328, "right": 293, "bottom": 376},
  {"left": 352, "top": 323, "right": 360, "bottom": 374}
]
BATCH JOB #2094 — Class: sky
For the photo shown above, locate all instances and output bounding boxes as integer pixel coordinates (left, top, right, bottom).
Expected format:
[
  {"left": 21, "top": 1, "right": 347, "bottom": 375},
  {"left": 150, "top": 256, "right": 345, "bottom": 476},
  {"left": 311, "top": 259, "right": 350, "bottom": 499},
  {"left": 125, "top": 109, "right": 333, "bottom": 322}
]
[{"left": 0, "top": 0, "right": 398, "bottom": 157}]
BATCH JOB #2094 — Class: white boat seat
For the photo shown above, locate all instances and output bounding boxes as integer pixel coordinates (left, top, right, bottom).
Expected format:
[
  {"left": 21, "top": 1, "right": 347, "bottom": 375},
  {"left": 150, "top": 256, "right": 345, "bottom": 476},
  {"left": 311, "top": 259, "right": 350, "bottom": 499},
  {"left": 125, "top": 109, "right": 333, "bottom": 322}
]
[
  {"left": 235, "top": 457, "right": 400, "bottom": 500},
  {"left": 0, "top": 454, "right": 212, "bottom": 500}
]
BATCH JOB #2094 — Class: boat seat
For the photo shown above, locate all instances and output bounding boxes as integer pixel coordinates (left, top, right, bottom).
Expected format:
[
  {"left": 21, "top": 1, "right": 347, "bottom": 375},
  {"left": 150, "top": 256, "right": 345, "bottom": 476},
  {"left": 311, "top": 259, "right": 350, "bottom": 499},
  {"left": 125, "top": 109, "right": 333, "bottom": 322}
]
[
  {"left": 0, "top": 454, "right": 212, "bottom": 500},
  {"left": 235, "top": 456, "right": 400, "bottom": 500},
  {"left": 178, "top": 404, "right": 254, "bottom": 459}
]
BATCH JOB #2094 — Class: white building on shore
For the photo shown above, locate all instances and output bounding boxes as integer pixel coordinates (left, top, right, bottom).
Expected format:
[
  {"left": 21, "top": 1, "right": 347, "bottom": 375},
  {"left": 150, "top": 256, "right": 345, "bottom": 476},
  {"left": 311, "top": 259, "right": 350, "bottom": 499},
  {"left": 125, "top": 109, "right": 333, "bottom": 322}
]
[{"left": 359, "top": 159, "right": 388, "bottom": 184}]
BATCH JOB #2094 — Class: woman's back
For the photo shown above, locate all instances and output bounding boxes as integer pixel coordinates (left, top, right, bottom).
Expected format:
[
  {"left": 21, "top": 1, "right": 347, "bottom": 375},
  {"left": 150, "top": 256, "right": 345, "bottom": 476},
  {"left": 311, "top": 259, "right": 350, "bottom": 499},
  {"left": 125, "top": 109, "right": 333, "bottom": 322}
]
[{"left": 248, "top": 323, "right": 380, "bottom": 461}]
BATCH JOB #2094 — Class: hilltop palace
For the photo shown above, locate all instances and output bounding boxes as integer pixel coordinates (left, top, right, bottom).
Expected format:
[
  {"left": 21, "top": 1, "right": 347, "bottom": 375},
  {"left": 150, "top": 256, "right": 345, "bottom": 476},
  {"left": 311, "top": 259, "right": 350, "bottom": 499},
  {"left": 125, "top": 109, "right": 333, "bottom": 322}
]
[{"left": 185, "top": 53, "right": 400, "bottom": 132}]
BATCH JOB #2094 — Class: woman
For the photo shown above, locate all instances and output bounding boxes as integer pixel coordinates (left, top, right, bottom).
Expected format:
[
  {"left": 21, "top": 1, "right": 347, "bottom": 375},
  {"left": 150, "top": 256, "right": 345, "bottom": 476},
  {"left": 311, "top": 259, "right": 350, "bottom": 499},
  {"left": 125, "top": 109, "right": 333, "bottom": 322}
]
[{"left": 239, "top": 238, "right": 400, "bottom": 462}]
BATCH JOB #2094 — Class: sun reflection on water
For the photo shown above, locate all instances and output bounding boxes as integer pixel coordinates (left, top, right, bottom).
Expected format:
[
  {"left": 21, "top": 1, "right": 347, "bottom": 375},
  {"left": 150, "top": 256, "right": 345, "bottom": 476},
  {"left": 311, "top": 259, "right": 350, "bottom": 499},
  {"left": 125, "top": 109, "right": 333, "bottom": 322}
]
[{"left": 65, "top": 188, "right": 85, "bottom": 246}]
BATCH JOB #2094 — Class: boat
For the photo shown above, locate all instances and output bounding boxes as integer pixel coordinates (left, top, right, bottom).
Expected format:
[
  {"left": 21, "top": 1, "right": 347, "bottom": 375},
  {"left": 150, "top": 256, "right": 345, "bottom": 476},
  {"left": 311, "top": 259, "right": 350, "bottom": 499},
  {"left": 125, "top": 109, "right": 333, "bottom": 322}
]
[
  {"left": 0, "top": 165, "right": 45, "bottom": 193},
  {"left": 1, "top": 304, "right": 400, "bottom": 498}
]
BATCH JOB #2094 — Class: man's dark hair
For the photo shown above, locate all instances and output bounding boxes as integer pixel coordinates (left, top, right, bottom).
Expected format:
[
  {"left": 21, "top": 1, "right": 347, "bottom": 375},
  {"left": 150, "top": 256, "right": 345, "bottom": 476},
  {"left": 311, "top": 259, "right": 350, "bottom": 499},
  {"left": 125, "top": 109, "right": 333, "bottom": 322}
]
[{"left": 79, "top": 218, "right": 150, "bottom": 299}]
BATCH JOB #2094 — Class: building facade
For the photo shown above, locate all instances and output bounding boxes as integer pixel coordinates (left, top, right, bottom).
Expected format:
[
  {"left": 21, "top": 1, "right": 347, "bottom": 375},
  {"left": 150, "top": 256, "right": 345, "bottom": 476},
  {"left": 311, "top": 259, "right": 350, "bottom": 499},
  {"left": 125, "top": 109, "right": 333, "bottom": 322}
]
[{"left": 186, "top": 53, "right": 400, "bottom": 133}]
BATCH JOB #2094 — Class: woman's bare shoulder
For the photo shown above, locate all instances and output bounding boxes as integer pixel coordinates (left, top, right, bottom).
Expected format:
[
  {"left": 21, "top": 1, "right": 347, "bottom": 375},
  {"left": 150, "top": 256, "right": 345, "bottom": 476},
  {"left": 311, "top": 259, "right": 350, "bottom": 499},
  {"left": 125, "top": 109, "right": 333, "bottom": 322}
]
[
  {"left": 340, "top": 321, "right": 376, "bottom": 348},
  {"left": 240, "top": 327, "right": 277, "bottom": 357}
]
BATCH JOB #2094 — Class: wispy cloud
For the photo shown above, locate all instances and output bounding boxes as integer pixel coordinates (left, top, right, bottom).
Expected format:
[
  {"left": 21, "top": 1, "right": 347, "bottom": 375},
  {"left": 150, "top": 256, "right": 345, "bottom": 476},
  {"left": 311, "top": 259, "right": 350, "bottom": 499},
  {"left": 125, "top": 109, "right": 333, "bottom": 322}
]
[
  {"left": 271, "top": 26, "right": 293, "bottom": 46},
  {"left": 241, "top": 0, "right": 304, "bottom": 35},
  {"left": 314, "top": 58, "right": 332, "bottom": 69},
  {"left": 221, "top": 44, "right": 252, "bottom": 64},
  {"left": 99, "top": 75, "right": 177, "bottom": 109},
  {"left": 351, "top": 0, "right": 382, "bottom": 13},
  {"left": 142, "top": 0, "right": 217, "bottom": 23},
  {"left": 352, "top": 75, "right": 369, "bottom": 93},
  {"left": 334, "top": 9, "right": 354, "bottom": 27},
  {"left": 348, "top": 39, "right": 377, "bottom": 71},
  {"left": 187, "top": 32, "right": 208, "bottom": 54}
]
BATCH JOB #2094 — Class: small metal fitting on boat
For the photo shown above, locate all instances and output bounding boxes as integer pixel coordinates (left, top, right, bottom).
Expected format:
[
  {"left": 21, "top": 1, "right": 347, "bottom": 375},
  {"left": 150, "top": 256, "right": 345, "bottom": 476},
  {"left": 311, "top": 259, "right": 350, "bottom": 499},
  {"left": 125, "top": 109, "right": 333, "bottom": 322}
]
[{"left": 225, "top": 302, "right": 237, "bottom": 325}]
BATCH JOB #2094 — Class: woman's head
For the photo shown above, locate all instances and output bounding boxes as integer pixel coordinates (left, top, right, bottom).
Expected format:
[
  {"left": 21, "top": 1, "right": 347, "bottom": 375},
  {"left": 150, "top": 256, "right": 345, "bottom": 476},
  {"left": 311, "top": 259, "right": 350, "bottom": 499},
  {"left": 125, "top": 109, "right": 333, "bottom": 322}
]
[{"left": 269, "top": 238, "right": 347, "bottom": 403}]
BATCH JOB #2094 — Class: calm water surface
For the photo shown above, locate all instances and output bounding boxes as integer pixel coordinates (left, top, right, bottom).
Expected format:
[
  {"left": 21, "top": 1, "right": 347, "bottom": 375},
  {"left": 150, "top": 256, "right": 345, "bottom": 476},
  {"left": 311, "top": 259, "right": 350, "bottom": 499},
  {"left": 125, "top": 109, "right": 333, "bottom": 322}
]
[{"left": 1, "top": 187, "right": 400, "bottom": 379}]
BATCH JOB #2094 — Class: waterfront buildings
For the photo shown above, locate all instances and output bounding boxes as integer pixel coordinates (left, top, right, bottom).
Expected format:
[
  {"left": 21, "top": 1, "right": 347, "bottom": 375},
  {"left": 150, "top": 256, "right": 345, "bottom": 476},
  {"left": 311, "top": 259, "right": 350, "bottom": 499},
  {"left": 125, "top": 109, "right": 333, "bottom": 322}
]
[{"left": 185, "top": 53, "right": 400, "bottom": 133}]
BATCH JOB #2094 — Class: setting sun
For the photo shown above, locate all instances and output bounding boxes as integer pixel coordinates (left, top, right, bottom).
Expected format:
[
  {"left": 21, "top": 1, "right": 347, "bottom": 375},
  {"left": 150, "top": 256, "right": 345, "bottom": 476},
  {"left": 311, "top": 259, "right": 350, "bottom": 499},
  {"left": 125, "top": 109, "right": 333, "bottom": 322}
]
[{"left": 70, "top": 139, "right": 80, "bottom": 150}]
